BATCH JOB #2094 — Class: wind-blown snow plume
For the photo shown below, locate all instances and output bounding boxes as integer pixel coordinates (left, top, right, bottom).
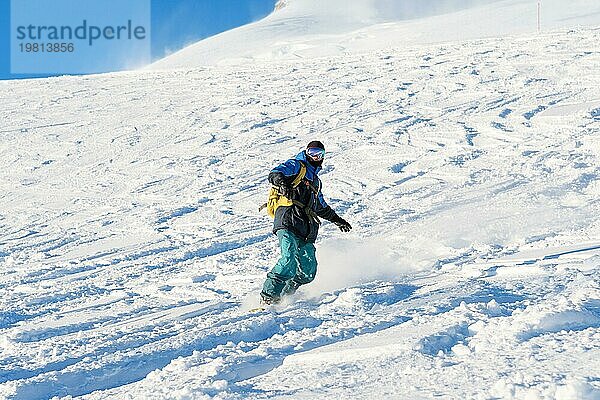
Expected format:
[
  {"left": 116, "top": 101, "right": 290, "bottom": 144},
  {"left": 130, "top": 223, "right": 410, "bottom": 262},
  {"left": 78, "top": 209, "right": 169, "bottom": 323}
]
[
  {"left": 273, "top": 0, "right": 378, "bottom": 22},
  {"left": 370, "top": 0, "right": 502, "bottom": 21},
  {"left": 274, "top": 0, "right": 502, "bottom": 22}
]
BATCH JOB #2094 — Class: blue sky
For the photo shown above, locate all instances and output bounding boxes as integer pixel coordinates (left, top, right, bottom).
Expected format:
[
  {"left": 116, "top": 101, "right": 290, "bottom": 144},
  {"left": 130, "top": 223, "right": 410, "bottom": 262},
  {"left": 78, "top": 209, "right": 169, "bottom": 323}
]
[{"left": 0, "top": 0, "right": 276, "bottom": 80}]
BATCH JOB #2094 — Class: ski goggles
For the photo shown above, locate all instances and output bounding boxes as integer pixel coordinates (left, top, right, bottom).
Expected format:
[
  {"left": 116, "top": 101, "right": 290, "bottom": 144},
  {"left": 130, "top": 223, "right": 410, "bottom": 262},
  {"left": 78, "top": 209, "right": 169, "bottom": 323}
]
[{"left": 306, "top": 147, "right": 325, "bottom": 161}]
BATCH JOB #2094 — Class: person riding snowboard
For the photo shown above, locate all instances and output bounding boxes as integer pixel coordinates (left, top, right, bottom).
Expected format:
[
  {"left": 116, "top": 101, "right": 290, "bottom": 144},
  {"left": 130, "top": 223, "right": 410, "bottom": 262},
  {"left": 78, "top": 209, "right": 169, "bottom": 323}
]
[{"left": 261, "top": 141, "right": 352, "bottom": 305}]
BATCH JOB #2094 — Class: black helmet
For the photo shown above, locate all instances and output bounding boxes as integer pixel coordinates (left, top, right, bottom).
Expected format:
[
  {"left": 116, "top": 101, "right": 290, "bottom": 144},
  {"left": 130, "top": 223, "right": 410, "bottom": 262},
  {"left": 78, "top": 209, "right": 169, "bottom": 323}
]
[{"left": 306, "top": 141, "right": 325, "bottom": 167}]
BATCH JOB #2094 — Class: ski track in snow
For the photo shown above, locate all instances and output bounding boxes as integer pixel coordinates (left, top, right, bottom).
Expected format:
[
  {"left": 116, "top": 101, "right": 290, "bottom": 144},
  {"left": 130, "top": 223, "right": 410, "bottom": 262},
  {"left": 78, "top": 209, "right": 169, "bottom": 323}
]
[{"left": 0, "top": 28, "right": 599, "bottom": 399}]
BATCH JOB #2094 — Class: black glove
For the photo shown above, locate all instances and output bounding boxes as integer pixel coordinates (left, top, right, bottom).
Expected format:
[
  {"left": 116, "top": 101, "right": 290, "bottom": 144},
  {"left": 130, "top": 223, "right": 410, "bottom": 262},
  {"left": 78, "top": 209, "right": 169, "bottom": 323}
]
[
  {"left": 271, "top": 173, "right": 293, "bottom": 198},
  {"left": 333, "top": 216, "right": 352, "bottom": 232},
  {"left": 278, "top": 183, "right": 293, "bottom": 198}
]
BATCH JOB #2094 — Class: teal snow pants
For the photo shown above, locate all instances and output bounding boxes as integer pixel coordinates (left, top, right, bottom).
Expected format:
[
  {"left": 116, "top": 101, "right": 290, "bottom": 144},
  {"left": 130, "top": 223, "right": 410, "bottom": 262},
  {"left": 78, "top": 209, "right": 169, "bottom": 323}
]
[{"left": 261, "top": 229, "right": 317, "bottom": 300}]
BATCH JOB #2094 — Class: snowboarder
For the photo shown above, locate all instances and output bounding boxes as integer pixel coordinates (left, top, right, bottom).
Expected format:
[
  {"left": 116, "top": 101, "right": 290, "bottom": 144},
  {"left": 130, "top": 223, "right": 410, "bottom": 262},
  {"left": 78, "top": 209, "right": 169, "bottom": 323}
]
[{"left": 260, "top": 141, "right": 352, "bottom": 305}]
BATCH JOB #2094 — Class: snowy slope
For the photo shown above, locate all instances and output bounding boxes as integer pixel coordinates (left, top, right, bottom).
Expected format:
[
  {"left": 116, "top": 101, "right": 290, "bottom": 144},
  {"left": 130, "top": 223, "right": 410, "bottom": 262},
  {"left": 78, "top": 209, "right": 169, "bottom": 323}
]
[
  {"left": 150, "top": 0, "right": 600, "bottom": 68},
  {"left": 1, "top": 23, "right": 600, "bottom": 400}
]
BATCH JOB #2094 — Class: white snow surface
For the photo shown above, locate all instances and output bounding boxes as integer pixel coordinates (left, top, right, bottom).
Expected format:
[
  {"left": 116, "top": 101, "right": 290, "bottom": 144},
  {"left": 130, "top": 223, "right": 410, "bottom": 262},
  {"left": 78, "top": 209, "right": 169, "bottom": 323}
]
[
  {"left": 150, "top": 0, "right": 600, "bottom": 69},
  {"left": 1, "top": 20, "right": 600, "bottom": 400}
]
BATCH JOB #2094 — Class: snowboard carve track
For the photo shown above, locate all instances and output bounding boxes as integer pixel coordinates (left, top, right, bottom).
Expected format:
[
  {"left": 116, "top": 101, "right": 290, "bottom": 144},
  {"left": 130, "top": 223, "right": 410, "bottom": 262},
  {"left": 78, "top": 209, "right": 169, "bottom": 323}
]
[{"left": 3, "top": 286, "right": 416, "bottom": 399}]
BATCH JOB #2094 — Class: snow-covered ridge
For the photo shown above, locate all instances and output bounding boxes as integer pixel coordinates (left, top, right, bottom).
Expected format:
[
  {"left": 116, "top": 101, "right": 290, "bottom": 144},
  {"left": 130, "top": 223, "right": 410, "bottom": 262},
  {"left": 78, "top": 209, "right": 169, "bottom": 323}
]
[
  {"left": 150, "top": 0, "right": 600, "bottom": 69},
  {"left": 1, "top": 24, "right": 599, "bottom": 398}
]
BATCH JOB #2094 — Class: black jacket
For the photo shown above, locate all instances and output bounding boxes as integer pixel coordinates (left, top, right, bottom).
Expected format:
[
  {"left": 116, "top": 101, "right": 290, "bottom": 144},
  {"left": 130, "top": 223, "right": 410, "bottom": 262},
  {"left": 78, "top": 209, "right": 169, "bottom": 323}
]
[{"left": 269, "top": 152, "right": 339, "bottom": 243}]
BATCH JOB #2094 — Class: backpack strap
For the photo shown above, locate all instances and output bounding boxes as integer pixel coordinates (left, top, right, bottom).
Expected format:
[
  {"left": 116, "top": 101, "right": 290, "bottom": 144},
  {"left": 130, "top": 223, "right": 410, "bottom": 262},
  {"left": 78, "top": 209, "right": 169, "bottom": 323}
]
[
  {"left": 291, "top": 162, "right": 321, "bottom": 225},
  {"left": 291, "top": 162, "right": 306, "bottom": 188},
  {"left": 306, "top": 177, "right": 320, "bottom": 194},
  {"left": 292, "top": 199, "right": 321, "bottom": 225}
]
